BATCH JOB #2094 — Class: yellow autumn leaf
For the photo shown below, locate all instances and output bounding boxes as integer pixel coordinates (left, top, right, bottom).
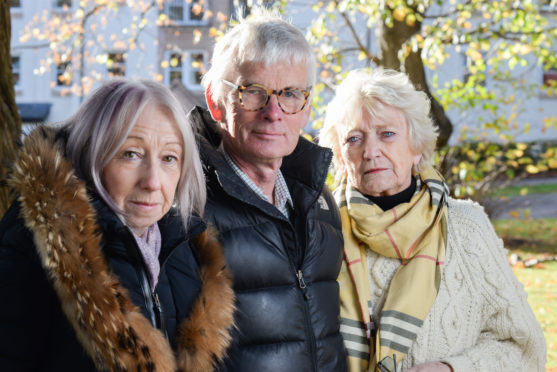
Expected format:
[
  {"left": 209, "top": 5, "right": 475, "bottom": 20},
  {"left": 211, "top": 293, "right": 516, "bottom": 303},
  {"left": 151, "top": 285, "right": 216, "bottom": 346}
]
[
  {"left": 209, "top": 27, "right": 218, "bottom": 38},
  {"left": 526, "top": 165, "right": 539, "bottom": 174},
  {"left": 509, "top": 210, "right": 519, "bottom": 218},
  {"left": 406, "top": 13, "right": 416, "bottom": 27},
  {"left": 519, "top": 188, "right": 529, "bottom": 196},
  {"left": 548, "top": 159, "right": 557, "bottom": 168},
  {"left": 393, "top": 7, "right": 407, "bottom": 22}
]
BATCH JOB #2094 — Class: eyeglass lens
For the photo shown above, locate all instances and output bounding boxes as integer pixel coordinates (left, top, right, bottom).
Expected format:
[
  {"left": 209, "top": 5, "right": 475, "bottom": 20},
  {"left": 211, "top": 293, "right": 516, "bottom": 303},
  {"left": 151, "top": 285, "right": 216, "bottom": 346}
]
[{"left": 240, "top": 85, "right": 306, "bottom": 113}]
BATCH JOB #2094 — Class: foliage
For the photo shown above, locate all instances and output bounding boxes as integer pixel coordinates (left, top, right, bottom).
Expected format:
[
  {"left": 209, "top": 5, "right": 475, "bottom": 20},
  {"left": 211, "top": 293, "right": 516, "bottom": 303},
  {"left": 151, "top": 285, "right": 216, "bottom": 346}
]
[
  {"left": 305, "top": 0, "right": 557, "bottom": 198},
  {"left": 437, "top": 141, "right": 557, "bottom": 200}
]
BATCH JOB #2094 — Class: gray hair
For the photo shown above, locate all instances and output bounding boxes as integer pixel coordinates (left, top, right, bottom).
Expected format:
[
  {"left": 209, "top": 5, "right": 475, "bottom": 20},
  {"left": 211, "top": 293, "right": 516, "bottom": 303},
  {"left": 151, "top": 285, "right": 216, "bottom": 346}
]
[
  {"left": 202, "top": 7, "right": 316, "bottom": 109},
  {"left": 63, "top": 78, "right": 206, "bottom": 230},
  {"left": 319, "top": 68, "right": 438, "bottom": 181}
]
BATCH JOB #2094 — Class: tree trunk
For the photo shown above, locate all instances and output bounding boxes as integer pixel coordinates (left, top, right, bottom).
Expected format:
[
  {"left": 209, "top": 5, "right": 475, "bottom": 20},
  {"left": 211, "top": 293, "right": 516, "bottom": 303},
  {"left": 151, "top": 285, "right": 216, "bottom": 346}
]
[
  {"left": 0, "top": 1, "right": 22, "bottom": 218},
  {"left": 378, "top": 14, "right": 452, "bottom": 147}
]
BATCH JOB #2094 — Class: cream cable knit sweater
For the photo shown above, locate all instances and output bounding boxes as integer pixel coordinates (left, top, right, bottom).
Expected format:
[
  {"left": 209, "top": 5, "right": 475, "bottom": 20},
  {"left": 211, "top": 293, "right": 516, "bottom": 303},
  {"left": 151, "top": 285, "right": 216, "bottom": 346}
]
[{"left": 365, "top": 198, "right": 546, "bottom": 372}]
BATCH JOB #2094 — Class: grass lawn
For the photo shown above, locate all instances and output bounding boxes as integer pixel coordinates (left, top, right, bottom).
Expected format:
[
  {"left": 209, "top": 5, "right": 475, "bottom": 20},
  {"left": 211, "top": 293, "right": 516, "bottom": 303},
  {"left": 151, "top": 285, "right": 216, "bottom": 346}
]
[
  {"left": 493, "top": 217, "right": 557, "bottom": 371},
  {"left": 512, "top": 262, "right": 557, "bottom": 372},
  {"left": 487, "top": 183, "right": 557, "bottom": 198}
]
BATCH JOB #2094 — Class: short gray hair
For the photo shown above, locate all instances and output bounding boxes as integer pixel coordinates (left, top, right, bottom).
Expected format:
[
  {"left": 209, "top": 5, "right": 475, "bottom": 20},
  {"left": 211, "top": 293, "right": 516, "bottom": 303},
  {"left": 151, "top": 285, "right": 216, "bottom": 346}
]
[
  {"left": 63, "top": 78, "right": 206, "bottom": 230},
  {"left": 319, "top": 68, "right": 438, "bottom": 181},
  {"left": 202, "top": 7, "right": 316, "bottom": 108}
]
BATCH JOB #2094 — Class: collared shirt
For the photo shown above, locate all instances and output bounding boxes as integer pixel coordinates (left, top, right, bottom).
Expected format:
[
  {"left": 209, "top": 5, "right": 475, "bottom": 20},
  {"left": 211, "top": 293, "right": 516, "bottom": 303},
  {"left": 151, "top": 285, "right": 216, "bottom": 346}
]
[{"left": 221, "top": 147, "right": 293, "bottom": 218}]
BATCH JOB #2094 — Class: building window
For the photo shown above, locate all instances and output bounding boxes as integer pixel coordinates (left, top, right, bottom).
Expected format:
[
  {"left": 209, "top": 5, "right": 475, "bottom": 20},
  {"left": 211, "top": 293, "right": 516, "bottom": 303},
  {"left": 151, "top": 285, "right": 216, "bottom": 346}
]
[
  {"left": 10, "top": 0, "right": 21, "bottom": 7},
  {"left": 53, "top": 0, "right": 71, "bottom": 10},
  {"left": 164, "top": 51, "right": 206, "bottom": 90},
  {"left": 463, "top": 52, "right": 486, "bottom": 86},
  {"left": 542, "top": 64, "right": 557, "bottom": 95},
  {"left": 185, "top": 52, "right": 205, "bottom": 89},
  {"left": 164, "top": 0, "right": 207, "bottom": 25},
  {"left": 11, "top": 56, "right": 20, "bottom": 86},
  {"left": 56, "top": 61, "right": 72, "bottom": 86},
  {"left": 167, "top": 53, "right": 183, "bottom": 84},
  {"left": 106, "top": 52, "right": 126, "bottom": 77}
]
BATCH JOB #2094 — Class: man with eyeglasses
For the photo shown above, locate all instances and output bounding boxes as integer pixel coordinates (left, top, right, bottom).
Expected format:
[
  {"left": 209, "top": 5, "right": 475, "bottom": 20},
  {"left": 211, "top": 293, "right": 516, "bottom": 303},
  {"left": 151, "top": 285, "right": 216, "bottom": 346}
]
[{"left": 187, "top": 7, "right": 347, "bottom": 372}]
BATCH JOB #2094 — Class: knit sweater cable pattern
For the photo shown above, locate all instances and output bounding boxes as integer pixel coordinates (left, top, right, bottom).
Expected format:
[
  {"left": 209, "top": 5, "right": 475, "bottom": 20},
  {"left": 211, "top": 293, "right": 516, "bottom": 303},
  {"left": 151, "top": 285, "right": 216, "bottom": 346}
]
[{"left": 361, "top": 198, "right": 545, "bottom": 371}]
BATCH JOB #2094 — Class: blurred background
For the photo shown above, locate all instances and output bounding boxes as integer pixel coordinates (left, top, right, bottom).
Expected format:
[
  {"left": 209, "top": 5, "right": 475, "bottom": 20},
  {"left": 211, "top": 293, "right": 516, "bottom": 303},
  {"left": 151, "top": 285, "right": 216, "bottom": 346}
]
[{"left": 1, "top": 0, "right": 556, "bottom": 369}]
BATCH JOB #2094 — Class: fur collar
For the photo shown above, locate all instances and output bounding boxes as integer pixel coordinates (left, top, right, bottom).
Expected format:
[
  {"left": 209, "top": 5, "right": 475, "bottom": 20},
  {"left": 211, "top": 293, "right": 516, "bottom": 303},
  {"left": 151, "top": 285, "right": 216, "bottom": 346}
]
[{"left": 9, "top": 126, "right": 235, "bottom": 372}]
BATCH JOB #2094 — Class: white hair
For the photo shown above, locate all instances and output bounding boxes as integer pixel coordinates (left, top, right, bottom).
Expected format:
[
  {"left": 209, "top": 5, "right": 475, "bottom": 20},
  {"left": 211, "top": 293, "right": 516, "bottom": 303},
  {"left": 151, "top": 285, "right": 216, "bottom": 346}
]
[
  {"left": 202, "top": 6, "right": 316, "bottom": 109},
  {"left": 319, "top": 68, "right": 438, "bottom": 181},
  {"left": 63, "top": 78, "right": 206, "bottom": 230}
]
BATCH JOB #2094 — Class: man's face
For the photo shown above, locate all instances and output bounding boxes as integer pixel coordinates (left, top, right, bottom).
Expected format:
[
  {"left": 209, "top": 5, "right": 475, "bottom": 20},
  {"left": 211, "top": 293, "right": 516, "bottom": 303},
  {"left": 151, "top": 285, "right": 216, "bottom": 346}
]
[{"left": 220, "top": 62, "right": 311, "bottom": 168}]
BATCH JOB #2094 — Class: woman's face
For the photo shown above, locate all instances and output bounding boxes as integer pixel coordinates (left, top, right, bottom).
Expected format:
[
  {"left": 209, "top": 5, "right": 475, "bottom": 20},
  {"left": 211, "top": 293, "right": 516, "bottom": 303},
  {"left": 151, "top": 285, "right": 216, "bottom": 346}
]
[
  {"left": 338, "top": 104, "right": 421, "bottom": 197},
  {"left": 102, "top": 105, "right": 183, "bottom": 236}
]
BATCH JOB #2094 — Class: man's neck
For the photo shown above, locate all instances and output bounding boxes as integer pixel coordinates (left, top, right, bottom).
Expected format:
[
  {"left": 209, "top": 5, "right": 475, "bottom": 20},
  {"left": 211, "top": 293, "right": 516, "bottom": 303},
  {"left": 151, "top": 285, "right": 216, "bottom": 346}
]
[{"left": 223, "top": 146, "right": 282, "bottom": 203}]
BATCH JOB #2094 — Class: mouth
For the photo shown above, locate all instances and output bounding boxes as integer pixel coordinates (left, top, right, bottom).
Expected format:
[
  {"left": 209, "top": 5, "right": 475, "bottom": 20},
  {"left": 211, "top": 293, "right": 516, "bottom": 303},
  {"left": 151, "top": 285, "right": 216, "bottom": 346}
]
[
  {"left": 130, "top": 201, "right": 160, "bottom": 210},
  {"left": 365, "top": 168, "right": 387, "bottom": 175},
  {"left": 252, "top": 130, "right": 283, "bottom": 139}
]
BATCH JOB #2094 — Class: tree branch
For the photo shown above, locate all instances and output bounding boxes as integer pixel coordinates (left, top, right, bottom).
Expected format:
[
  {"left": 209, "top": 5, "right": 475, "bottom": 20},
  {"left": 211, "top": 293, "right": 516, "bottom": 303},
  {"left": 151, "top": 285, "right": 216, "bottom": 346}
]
[{"left": 334, "top": 0, "right": 382, "bottom": 65}]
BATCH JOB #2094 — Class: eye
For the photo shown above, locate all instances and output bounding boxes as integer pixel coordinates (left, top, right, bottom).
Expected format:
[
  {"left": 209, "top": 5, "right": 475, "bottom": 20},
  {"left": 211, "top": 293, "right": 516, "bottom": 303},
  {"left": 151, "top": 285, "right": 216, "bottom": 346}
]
[
  {"left": 122, "top": 151, "right": 139, "bottom": 159},
  {"left": 382, "top": 131, "right": 395, "bottom": 138},
  {"left": 346, "top": 136, "right": 360, "bottom": 144},
  {"left": 282, "top": 89, "right": 304, "bottom": 100},
  {"left": 244, "top": 86, "right": 266, "bottom": 96},
  {"left": 162, "top": 155, "right": 179, "bottom": 164}
]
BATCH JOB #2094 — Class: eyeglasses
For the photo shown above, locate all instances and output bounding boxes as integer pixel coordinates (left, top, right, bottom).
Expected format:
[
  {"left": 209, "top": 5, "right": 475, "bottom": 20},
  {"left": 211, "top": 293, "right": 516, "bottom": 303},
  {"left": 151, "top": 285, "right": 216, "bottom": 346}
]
[
  {"left": 377, "top": 354, "right": 397, "bottom": 372},
  {"left": 222, "top": 79, "right": 311, "bottom": 115}
]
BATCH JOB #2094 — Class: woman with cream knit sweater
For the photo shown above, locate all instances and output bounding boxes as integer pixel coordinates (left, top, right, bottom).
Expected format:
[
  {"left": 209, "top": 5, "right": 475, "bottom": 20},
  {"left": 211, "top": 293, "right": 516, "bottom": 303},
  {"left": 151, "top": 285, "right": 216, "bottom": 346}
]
[{"left": 319, "top": 68, "right": 546, "bottom": 372}]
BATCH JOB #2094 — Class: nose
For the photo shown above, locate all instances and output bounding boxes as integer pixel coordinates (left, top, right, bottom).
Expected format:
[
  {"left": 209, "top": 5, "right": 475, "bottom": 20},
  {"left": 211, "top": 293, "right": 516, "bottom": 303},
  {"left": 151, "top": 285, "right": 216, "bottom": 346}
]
[
  {"left": 140, "top": 159, "right": 162, "bottom": 191},
  {"left": 363, "top": 135, "right": 381, "bottom": 160},
  {"left": 261, "top": 94, "right": 283, "bottom": 121}
]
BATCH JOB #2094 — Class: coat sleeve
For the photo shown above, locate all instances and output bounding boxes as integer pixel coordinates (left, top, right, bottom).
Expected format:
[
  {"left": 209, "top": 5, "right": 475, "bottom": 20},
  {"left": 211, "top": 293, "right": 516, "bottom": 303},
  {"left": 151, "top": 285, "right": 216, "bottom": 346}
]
[
  {"left": 0, "top": 203, "right": 58, "bottom": 371},
  {"left": 442, "top": 203, "right": 546, "bottom": 372}
]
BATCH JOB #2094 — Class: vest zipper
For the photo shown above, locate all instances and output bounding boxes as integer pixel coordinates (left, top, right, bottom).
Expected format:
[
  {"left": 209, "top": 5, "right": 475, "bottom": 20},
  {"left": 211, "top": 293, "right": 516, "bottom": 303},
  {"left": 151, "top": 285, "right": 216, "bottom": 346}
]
[
  {"left": 152, "top": 291, "right": 166, "bottom": 335},
  {"left": 295, "top": 268, "right": 317, "bottom": 372}
]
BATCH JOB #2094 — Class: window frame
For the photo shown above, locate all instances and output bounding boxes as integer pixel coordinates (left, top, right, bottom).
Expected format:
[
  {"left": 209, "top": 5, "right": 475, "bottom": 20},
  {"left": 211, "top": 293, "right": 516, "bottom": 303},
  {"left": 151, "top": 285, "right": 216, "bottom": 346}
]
[
  {"left": 11, "top": 55, "right": 21, "bottom": 88},
  {"left": 163, "top": 0, "right": 209, "bottom": 26},
  {"left": 165, "top": 51, "right": 184, "bottom": 86},
  {"left": 183, "top": 50, "right": 207, "bottom": 91},
  {"left": 106, "top": 51, "right": 127, "bottom": 77},
  {"left": 55, "top": 60, "right": 72, "bottom": 88}
]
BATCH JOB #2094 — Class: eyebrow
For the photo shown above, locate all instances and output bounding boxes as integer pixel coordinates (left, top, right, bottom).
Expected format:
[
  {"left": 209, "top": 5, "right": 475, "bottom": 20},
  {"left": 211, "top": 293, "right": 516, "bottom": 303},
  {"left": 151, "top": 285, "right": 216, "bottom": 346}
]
[{"left": 126, "top": 135, "right": 183, "bottom": 147}]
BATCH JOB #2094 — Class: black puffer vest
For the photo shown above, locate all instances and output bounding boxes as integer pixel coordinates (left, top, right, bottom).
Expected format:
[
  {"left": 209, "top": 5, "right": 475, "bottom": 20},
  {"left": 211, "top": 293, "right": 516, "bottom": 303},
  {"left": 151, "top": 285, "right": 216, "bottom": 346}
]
[{"left": 189, "top": 106, "right": 347, "bottom": 372}]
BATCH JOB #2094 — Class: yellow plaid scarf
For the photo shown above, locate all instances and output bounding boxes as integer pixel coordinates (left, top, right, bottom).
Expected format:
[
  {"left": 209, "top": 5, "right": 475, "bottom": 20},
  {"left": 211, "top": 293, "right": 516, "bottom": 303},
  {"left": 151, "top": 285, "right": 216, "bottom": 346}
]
[{"left": 337, "top": 166, "right": 449, "bottom": 371}]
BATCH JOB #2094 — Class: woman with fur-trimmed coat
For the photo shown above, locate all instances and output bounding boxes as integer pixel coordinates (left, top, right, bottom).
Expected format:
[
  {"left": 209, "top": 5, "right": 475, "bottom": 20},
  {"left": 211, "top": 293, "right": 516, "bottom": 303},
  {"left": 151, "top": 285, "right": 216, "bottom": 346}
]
[{"left": 0, "top": 79, "right": 235, "bottom": 372}]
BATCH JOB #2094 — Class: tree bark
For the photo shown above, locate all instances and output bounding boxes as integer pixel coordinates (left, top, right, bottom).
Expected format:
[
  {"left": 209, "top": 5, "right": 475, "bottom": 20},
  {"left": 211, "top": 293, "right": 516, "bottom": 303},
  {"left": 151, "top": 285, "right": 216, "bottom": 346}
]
[
  {"left": 378, "top": 14, "right": 452, "bottom": 147},
  {"left": 0, "top": 1, "right": 22, "bottom": 217}
]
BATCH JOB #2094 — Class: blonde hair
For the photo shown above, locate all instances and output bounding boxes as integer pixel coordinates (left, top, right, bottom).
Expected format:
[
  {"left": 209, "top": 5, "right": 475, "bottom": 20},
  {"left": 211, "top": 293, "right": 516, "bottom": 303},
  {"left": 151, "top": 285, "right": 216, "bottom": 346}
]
[
  {"left": 320, "top": 68, "right": 438, "bottom": 181},
  {"left": 63, "top": 78, "right": 206, "bottom": 230}
]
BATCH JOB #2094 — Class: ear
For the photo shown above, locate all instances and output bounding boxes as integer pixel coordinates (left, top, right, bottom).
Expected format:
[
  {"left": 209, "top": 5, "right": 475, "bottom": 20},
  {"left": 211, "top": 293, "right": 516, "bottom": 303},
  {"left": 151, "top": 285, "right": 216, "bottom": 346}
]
[
  {"left": 413, "top": 153, "right": 422, "bottom": 167},
  {"left": 205, "top": 83, "right": 223, "bottom": 123}
]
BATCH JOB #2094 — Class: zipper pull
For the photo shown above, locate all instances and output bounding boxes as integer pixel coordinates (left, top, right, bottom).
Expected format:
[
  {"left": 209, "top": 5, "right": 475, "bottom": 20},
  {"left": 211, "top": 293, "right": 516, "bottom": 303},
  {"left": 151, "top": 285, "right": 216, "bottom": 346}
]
[
  {"left": 153, "top": 292, "right": 162, "bottom": 312},
  {"left": 296, "top": 269, "right": 307, "bottom": 289}
]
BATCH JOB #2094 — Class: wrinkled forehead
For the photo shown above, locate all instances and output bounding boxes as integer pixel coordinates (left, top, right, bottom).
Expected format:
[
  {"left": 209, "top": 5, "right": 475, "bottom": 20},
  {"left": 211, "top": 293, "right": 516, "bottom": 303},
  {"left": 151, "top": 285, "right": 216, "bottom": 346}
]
[
  {"left": 337, "top": 101, "right": 406, "bottom": 135},
  {"left": 233, "top": 60, "right": 310, "bottom": 86}
]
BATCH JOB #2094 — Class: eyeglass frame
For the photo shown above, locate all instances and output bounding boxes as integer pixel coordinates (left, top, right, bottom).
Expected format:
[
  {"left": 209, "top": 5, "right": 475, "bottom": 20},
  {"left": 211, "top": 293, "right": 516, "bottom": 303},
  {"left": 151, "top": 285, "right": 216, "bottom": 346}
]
[{"left": 221, "top": 79, "right": 312, "bottom": 115}]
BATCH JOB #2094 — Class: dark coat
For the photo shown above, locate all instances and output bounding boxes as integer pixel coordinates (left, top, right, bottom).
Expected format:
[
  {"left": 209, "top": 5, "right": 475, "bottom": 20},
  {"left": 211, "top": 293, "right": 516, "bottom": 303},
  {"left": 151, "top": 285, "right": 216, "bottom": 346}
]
[
  {"left": 189, "top": 107, "right": 347, "bottom": 372},
  {"left": 0, "top": 126, "right": 235, "bottom": 372}
]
